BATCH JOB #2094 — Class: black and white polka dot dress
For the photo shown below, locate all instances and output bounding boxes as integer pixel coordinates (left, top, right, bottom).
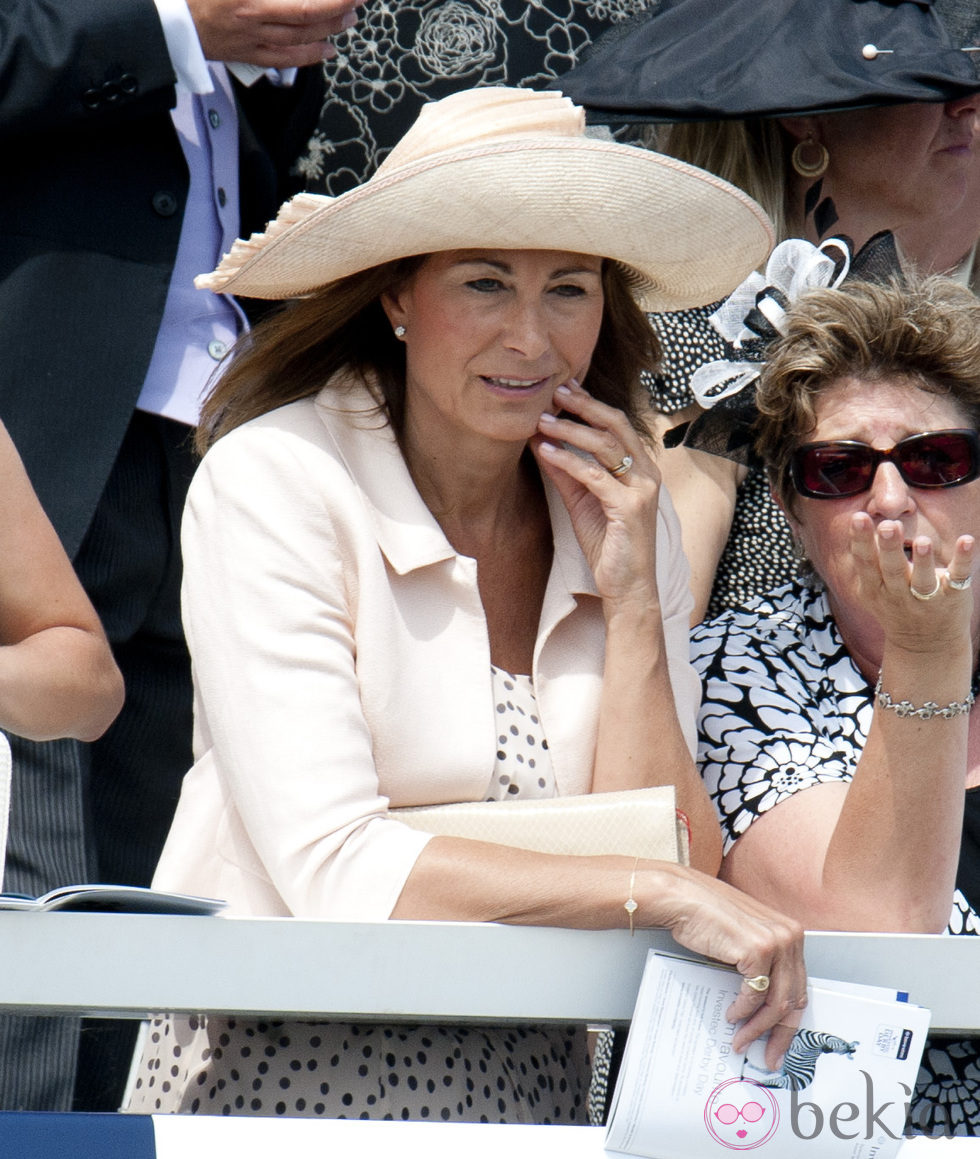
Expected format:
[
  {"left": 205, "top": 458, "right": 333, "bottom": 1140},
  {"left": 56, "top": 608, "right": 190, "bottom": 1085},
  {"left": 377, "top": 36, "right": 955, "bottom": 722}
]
[
  {"left": 125, "top": 667, "right": 590, "bottom": 1123},
  {"left": 646, "top": 305, "right": 798, "bottom": 619}
]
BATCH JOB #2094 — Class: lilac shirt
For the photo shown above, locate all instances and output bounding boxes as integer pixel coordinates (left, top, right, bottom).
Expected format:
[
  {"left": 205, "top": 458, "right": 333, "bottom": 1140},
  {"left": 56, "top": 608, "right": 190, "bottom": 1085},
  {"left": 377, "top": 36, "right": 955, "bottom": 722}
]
[
  {"left": 140, "top": 0, "right": 294, "bottom": 425},
  {"left": 136, "top": 64, "right": 245, "bottom": 425}
]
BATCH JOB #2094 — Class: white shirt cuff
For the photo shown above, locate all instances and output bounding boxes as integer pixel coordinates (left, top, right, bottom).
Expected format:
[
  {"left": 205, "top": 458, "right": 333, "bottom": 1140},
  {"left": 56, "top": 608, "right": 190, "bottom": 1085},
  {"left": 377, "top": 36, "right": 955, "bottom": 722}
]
[
  {"left": 226, "top": 63, "right": 299, "bottom": 87},
  {"left": 152, "top": 0, "right": 214, "bottom": 94}
]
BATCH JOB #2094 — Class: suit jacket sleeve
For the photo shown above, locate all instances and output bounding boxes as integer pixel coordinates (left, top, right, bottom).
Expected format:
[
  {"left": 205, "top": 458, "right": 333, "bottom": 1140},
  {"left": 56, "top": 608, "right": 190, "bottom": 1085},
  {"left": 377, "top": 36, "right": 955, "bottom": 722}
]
[{"left": 0, "top": 0, "right": 177, "bottom": 140}]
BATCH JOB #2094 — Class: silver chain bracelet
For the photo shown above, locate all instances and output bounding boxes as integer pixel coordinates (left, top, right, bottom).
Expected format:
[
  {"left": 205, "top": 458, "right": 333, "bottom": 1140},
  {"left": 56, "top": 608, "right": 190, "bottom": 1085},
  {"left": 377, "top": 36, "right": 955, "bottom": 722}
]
[{"left": 874, "top": 674, "right": 975, "bottom": 720}]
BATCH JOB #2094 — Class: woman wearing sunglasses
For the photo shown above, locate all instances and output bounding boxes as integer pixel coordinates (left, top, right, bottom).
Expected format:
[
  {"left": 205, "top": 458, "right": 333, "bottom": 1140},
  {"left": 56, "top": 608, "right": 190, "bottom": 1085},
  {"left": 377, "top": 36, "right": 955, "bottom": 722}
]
[{"left": 689, "top": 273, "right": 980, "bottom": 1134}]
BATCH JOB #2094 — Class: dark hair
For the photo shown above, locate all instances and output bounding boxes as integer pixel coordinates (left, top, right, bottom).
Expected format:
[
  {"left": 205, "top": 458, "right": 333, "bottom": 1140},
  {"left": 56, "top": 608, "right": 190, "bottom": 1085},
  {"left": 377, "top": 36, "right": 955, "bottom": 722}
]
[
  {"left": 197, "top": 257, "right": 659, "bottom": 453},
  {"left": 754, "top": 275, "right": 980, "bottom": 513}
]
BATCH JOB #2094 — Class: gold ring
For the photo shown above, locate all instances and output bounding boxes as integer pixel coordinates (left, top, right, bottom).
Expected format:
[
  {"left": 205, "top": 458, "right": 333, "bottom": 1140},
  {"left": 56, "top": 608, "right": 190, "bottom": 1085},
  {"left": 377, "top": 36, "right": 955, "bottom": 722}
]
[
  {"left": 609, "top": 455, "right": 633, "bottom": 478},
  {"left": 742, "top": 974, "right": 771, "bottom": 993},
  {"left": 910, "top": 577, "right": 942, "bottom": 601},
  {"left": 949, "top": 576, "right": 973, "bottom": 591}
]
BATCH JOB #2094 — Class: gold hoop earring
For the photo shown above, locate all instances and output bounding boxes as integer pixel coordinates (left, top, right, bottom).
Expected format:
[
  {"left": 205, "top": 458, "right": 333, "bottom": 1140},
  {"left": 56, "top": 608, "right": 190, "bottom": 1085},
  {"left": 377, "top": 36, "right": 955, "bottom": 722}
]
[{"left": 791, "top": 137, "right": 830, "bottom": 179}]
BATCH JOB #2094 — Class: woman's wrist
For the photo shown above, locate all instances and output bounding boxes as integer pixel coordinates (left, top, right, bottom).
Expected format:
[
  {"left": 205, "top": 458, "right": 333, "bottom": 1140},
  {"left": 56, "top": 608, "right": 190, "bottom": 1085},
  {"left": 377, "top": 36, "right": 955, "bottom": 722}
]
[
  {"left": 876, "top": 641, "right": 975, "bottom": 699},
  {"left": 627, "top": 859, "right": 691, "bottom": 931},
  {"left": 601, "top": 594, "right": 665, "bottom": 634}
]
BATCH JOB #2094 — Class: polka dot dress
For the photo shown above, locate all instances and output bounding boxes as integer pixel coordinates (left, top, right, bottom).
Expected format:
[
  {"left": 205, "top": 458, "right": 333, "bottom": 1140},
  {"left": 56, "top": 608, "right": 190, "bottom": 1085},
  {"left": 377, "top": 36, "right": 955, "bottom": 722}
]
[
  {"left": 487, "top": 667, "right": 555, "bottom": 802},
  {"left": 646, "top": 305, "right": 799, "bottom": 617},
  {"left": 125, "top": 668, "right": 590, "bottom": 1123},
  {"left": 127, "top": 1016, "right": 589, "bottom": 1123},
  {"left": 705, "top": 469, "right": 797, "bottom": 621}
]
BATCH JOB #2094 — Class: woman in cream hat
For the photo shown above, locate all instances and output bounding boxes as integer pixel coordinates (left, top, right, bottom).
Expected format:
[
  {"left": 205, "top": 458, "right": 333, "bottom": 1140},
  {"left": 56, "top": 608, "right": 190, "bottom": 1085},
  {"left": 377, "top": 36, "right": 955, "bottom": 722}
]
[{"left": 125, "top": 86, "right": 805, "bottom": 1123}]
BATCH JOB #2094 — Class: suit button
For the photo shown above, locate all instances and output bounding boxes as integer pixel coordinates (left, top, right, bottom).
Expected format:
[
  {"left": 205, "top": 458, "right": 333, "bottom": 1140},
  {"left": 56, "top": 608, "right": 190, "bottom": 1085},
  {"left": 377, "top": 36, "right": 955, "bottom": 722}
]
[
  {"left": 152, "top": 192, "right": 179, "bottom": 217},
  {"left": 208, "top": 109, "right": 221, "bottom": 129},
  {"left": 101, "top": 80, "right": 122, "bottom": 103},
  {"left": 120, "top": 73, "right": 139, "bottom": 96},
  {"left": 217, "top": 187, "right": 227, "bottom": 208},
  {"left": 82, "top": 88, "right": 102, "bottom": 110}
]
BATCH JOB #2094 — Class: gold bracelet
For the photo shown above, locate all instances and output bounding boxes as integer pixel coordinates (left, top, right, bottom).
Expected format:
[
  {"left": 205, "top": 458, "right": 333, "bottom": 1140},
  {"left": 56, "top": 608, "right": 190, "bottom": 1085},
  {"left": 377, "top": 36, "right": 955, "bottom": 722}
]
[{"left": 624, "top": 856, "right": 639, "bottom": 936}]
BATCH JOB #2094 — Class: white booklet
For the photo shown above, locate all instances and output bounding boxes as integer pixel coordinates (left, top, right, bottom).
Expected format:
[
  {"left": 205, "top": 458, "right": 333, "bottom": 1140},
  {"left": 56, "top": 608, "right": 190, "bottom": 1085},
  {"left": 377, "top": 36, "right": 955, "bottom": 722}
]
[
  {"left": 605, "top": 951, "right": 930, "bottom": 1159},
  {"left": 0, "top": 884, "right": 225, "bottom": 915}
]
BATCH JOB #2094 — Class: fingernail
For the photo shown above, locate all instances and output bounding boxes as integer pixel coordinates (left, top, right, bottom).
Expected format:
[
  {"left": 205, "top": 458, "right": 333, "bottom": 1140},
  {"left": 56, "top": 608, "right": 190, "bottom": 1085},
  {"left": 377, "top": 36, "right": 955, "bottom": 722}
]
[
  {"left": 321, "top": 40, "right": 338, "bottom": 59},
  {"left": 556, "top": 384, "right": 572, "bottom": 397},
  {"left": 537, "top": 440, "right": 559, "bottom": 455},
  {"left": 539, "top": 412, "right": 557, "bottom": 424},
  {"left": 341, "top": 9, "right": 358, "bottom": 27}
]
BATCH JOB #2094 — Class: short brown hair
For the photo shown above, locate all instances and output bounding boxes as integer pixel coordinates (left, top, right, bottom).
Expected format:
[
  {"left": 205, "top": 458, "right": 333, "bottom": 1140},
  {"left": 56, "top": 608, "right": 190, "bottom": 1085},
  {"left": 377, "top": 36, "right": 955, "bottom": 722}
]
[
  {"left": 754, "top": 276, "right": 980, "bottom": 513},
  {"left": 197, "top": 258, "right": 659, "bottom": 453}
]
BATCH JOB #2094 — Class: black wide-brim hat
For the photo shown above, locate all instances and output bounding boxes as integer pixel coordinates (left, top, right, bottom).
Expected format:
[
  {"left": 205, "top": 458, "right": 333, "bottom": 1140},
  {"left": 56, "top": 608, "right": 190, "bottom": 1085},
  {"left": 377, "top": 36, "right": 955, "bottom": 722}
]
[{"left": 554, "top": 0, "right": 980, "bottom": 123}]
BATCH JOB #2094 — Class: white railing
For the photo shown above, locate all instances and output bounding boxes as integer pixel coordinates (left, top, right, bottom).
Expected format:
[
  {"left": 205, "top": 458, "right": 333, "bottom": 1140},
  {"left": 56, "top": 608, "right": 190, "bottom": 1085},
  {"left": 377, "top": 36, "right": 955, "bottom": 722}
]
[
  {"left": 0, "top": 915, "right": 974, "bottom": 1154},
  {"left": 0, "top": 914, "right": 973, "bottom": 1032}
]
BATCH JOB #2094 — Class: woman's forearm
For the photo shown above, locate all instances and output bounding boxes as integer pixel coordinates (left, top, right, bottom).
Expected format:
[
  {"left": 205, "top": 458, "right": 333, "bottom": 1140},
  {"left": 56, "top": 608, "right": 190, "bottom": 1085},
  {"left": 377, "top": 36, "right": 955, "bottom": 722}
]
[
  {"left": 0, "top": 626, "right": 124, "bottom": 741},
  {"left": 392, "top": 837, "right": 804, "bottom": 1055},
  {"left": 725, "top": 643, "right": 972, "bottom": 933},
  {"left": 655, "top": 443, "right": 740, "bottom": 627},
  {"left": 0, "top": 420, "right": 125, "bottom": 742},
  {"left": 593, "top": 601, "right": 722, "bottom": 875},
  {"left": 819, "top": 643, "right": 972, "bottom": 929}
]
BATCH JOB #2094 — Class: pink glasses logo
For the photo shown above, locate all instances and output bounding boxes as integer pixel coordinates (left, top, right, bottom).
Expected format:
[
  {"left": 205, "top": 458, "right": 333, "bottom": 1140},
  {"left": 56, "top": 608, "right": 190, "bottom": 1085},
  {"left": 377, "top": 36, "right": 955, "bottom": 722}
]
[{"left": 704, "top": 1079, "right": 780, "bottom": 1150}]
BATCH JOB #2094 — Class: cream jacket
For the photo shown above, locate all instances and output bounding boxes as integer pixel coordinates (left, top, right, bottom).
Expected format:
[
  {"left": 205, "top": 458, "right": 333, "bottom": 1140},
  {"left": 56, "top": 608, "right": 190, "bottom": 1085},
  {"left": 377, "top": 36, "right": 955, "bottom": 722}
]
[{"left": 153, "top": 382, "right": 699, "bottom": 919}]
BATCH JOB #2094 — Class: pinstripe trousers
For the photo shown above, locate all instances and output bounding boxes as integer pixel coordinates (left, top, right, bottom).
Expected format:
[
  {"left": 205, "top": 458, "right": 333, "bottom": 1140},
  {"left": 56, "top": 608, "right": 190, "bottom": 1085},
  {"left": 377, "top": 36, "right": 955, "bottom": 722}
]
[{"left": 0, "top": 411, "right": 196, "bottom": 1110}]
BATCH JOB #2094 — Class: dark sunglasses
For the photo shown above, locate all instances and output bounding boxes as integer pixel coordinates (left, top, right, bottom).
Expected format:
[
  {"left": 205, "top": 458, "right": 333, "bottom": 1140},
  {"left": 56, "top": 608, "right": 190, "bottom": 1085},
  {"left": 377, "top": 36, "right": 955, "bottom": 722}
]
[{"left": 789, "top": 429, "right": 980, "bottom": 500}]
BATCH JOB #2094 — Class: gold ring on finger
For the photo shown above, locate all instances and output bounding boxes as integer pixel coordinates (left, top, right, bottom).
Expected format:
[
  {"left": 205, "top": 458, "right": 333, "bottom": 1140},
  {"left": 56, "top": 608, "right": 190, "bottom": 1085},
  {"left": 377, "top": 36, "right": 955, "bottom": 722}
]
[
  {"left": 609, "top": 455, "right": 633, "bottom": 478},
  {"left": 949, "top": 575, "right": 973, "bottom": 591},
  {"left": 910, "top": 577, "right": 941, "bottom": 601},
  {"left": 742, "top": 973, "right": 770, "bottom": 993}
]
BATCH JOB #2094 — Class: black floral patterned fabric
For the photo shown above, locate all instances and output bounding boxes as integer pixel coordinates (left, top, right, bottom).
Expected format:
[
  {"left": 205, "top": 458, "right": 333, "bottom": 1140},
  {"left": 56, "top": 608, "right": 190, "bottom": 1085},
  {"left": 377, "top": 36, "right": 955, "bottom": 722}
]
[
  {"left": 692, "top": 580, "right": 980, "bottom": 1135},
  {"left": 296, "top": 0, "right": 656, "bottom": 196}
]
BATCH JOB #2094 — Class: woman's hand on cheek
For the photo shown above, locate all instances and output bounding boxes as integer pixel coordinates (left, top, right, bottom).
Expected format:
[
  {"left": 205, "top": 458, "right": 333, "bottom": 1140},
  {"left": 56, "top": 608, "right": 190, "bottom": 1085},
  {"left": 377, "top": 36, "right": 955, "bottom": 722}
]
[{"left": 530, "top": 380, "right": 662, "bottom": 609}]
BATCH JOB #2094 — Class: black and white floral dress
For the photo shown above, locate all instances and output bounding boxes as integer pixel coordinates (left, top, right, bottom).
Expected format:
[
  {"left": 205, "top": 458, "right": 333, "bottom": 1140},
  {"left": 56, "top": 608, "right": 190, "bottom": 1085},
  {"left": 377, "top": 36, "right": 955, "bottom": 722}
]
[{"left": 691, "top": 581, "right": 980, "bottom": 1135}]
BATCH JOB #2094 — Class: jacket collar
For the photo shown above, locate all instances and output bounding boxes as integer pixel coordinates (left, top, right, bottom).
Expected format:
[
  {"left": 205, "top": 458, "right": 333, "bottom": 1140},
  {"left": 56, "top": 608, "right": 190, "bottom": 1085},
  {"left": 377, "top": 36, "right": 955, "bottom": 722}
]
[{"left": 314, "top": 378, "right": 597, "bottom": 598}]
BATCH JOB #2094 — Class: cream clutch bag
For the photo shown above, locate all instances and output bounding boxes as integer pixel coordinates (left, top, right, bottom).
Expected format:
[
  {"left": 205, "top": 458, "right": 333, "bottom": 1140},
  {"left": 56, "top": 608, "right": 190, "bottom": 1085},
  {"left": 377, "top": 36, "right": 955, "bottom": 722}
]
[{"left": 394, "top": 785, "right": 689, "bottom": 866}]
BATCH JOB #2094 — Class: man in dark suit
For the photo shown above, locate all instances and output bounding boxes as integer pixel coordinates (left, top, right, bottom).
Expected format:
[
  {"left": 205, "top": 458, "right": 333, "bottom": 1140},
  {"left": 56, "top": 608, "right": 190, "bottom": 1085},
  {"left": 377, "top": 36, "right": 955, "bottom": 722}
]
[{"left": 0, "top": 0, "right": 357, "bottom": 1111}]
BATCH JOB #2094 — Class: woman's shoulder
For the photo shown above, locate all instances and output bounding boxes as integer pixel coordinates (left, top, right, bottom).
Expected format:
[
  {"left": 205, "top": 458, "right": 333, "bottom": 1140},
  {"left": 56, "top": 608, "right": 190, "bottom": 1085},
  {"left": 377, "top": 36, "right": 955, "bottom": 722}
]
[
  {"left": 186, "top": 393, "right": 393, "bottom": 549},
  {"left": 196, "top": 383, "right": 392, "bottom": 487},
  {"left": 692, "top": 581, "right": 866, "bottom": 723},
  {"left": 692, "top": 581, "right": 832, "bottom": 653}
]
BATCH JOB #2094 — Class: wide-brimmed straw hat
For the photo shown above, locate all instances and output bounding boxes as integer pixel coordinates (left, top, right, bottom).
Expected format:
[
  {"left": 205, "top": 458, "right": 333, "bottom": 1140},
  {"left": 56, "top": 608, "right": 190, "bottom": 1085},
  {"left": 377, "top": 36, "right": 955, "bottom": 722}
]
[{"left": 196, "top": 86, "right": 774, "bottom": 312}]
